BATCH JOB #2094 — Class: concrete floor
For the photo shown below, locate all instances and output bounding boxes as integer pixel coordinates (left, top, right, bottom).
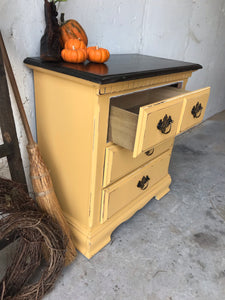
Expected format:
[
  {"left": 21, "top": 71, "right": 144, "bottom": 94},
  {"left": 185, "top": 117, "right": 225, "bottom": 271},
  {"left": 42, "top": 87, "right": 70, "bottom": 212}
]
[{"left": 1, "top": 110, "right": 225, "bottom": 299}]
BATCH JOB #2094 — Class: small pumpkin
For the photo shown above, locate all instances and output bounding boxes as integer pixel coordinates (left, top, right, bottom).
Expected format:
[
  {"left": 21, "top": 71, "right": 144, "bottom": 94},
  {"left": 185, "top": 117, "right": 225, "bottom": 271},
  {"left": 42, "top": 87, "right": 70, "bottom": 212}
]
[
  {"left": 65, "top": 38, "right": 87, "bottom": 50},
  {"left": 86, "top": 46, "right": 96, "bottom": 54},
  {"left": 87, "top": 46, "right": 110, "bottom": 63},
  {"left": 60, "top": 13, "right": 88, "bottom": 46},
  {"left": 61, "top": 48, "right": 87, "bottom": 63}
]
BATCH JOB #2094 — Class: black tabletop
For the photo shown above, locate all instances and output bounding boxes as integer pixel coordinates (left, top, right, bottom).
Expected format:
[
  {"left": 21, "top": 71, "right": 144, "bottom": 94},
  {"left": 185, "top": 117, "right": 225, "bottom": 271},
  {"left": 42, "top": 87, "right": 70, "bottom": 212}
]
[{"left": 24, "top": 54, "right": 202, "bottom": 85}]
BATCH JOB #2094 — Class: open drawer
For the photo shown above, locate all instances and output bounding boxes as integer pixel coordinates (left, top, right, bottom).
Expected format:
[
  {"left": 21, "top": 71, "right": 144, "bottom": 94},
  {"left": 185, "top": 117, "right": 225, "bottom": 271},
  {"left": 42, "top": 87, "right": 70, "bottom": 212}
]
[{"left": 108, "top": 86, "right": 210, "bottom": 157}]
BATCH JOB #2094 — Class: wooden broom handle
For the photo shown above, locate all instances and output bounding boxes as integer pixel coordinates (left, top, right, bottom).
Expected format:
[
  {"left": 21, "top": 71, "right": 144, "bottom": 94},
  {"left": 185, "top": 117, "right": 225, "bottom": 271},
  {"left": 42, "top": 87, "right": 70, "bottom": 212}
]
[{"left": 0, "top": 31, "right": 35, "bottom": 146}]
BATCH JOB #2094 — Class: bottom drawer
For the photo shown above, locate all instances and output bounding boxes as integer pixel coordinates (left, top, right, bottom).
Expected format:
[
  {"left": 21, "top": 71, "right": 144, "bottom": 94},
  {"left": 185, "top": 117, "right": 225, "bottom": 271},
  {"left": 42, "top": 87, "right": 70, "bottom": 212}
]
[{"left": 101, "top": 150, "right": 172, "bottom": 223}]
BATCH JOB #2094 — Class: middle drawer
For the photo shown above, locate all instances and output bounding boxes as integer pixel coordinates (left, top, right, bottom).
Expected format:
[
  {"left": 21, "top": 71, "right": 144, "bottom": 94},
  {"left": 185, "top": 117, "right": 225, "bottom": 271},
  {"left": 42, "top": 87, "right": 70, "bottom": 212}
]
[{"left": 103, "top": 137, "right": 174, "bottom": 187}]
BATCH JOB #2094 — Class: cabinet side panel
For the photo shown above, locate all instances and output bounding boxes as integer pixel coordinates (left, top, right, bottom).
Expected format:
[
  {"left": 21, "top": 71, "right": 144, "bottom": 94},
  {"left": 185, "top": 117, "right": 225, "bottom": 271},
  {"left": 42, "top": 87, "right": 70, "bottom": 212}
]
[{"left": 33, "top": 70, "right": 96, "bottom": 226}]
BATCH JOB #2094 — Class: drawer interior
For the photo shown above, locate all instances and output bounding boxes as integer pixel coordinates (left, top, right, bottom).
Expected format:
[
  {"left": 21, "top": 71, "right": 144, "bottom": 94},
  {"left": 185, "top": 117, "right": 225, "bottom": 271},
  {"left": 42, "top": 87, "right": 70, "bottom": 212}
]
[{"left": 110, "top": 86, "right": 188, "bottom": 114}]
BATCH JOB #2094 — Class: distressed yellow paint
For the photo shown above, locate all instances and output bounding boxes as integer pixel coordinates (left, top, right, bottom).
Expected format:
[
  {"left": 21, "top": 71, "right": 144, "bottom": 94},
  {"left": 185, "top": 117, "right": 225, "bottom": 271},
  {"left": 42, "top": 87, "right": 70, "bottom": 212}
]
[{"left": 27, "top": 64, "right": 210, "bottom": 259}]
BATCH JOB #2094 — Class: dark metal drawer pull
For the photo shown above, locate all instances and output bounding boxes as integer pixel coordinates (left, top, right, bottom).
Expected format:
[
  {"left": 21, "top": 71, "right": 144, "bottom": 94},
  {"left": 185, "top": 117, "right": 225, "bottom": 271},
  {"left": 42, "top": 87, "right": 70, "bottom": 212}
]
[
  {"left": 191, "top": 102, "right": 203, "bottom": 118},
  {"left": 145, "top": 148, "right": 154, "bottom": 156},
  {"left": 157, "top": 114, "right": 173, "bottom": 134},
  {"left": 137, "top": 175, "right": 150, "bottom": 190}
]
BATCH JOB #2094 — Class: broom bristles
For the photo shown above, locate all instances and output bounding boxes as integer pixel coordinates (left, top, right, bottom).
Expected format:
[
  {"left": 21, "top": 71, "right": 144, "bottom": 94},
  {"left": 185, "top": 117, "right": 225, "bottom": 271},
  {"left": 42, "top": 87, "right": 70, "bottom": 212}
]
[{"left": 27, "top": 143, "right": 77, "bottom": 265}]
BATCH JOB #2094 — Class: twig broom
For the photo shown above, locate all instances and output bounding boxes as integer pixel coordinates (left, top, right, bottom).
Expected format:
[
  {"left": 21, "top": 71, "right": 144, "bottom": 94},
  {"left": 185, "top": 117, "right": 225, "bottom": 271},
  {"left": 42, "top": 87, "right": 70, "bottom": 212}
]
[{"left": 0, "top": 31, "right": 76, "bottom": 265}]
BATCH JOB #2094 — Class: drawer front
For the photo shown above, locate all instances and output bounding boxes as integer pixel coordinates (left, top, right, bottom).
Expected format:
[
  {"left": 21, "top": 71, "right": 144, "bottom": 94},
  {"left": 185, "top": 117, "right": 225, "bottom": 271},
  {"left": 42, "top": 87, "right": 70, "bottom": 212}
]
[
  {"left": 109, "top": 88, "right": 185, "bottom": 158},
  {"left": 179, "top": 87, "right": 210, "bottom": 133},
  {"left": 133, "top": 98, "right": 183, "bottom": 157},
  {"left": 103, "top": 138, "right": 174, "bottom": 187},
  {"left": 101, "top": 150, "right": 171, "bottom": 223}
]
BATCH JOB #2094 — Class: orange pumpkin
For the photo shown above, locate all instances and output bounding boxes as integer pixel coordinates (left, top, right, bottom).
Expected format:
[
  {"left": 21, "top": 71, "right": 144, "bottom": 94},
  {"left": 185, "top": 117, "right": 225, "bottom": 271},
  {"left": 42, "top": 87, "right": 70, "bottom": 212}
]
[
  {"left": 87, "top": 46, "right": 110, "bottom": 63},
  {"left": 60, "top": 13, "right": 88, "bottom": 46},
  {"left": 61, "top": 48, "right": 87, "bottom": 63},
  {"left": 87, "top": 46, "right": 96, "bottom": 55},
  {"left": 65, "top": 38, "right": 87, "bottom": 51}
]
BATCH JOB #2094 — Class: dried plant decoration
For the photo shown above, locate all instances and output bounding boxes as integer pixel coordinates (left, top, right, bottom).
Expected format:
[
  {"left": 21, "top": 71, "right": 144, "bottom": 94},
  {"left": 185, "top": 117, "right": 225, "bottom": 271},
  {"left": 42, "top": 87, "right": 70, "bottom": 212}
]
[{"left": 0, "top": 177, "right": 67, "bottom": 300}]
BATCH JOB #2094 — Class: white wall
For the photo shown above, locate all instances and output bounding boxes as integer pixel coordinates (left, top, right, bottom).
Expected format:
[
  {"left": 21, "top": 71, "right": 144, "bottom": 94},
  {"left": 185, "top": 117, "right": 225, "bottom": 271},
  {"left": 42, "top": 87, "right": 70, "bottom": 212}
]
[
  {"left": 0, "top": 0, "right": 225, "bottom": 184},
  {"left": 141, "top": 0, "right": 225, "bottom": 119},
  {"left": 0, "top": 0, "right": 44, "bottom": 184}
]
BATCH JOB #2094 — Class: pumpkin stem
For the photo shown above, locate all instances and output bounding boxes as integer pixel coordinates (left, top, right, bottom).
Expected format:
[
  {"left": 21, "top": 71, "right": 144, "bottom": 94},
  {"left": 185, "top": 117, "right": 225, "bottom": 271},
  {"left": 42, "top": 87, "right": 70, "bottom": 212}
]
[{"left": 96, "top": 46, "right": 99, "bottom": 50}]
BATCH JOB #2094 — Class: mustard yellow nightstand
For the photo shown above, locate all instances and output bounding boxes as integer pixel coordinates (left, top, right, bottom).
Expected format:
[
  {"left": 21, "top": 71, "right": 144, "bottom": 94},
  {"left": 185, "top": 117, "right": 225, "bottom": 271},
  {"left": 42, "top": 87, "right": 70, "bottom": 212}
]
[{"left": 24, "top": 54, "right": 210, "bottom": 258}]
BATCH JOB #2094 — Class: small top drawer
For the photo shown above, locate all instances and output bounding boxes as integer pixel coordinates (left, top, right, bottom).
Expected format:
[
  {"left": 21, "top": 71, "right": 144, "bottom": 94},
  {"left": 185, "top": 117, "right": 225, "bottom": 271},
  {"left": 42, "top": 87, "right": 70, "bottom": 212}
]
[
  {"left": 108, "top": 86, "right": 185, "bottom": 158},
  {"left": 179, "top": 87, "right": 210, "bottom": 133}
]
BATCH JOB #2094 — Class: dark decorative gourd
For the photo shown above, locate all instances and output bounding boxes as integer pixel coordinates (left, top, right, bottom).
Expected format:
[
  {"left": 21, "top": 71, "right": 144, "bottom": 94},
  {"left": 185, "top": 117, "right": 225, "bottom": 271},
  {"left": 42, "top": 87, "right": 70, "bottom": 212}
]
[{"left": 40, "top": 0, "right": 61, "bottom": 61}]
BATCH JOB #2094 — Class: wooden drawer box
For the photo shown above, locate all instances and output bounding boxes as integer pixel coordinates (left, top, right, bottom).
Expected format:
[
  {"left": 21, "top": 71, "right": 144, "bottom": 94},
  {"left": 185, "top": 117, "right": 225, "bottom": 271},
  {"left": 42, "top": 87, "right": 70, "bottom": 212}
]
[
  {"left": 101, "top": 149, "right": 172, "bottom": 223},
  {"left": 103, "top": 138, "right": 174, "bottom": 187},
  {"left": 108, "top": 86, "right": 210, "bottom": 158}
]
